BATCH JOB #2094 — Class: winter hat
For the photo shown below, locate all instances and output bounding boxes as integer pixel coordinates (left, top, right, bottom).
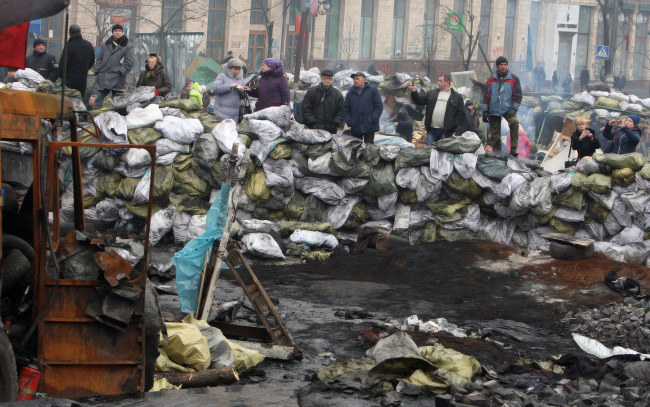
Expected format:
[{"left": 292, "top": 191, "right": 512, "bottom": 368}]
[
  {"left": 33, "top": 38, "right": 46, "bottom": 48},
  {"left": 69, "top": 24, "right": 81, "bottom": 35},
  {"left": 112, "top": 23, "right": 124, "bottom": 32},
  {"left": 227, "top": 57, "right": 244, "bottom": 68},
  {"left": 262, "top": 58, "right": 283, "bottom": 70},
  {"left": 628, "top": 114, "right": 640, "bottom": 127},
  {"left": 350, "top": 71, "right": 366, "bottom": 78},
  {"left": 321, "top": 69, "right": 334, "bottom": 77},
  {"left": 496, "top": 56, "right": 508, "bottom": 66},
  {"left": 465, "top": 99, "right": 474, "bottom": 107}
]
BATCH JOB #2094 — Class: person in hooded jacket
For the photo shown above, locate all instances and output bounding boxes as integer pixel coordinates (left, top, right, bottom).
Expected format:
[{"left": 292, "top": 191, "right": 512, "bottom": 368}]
[
  {"left": 393, "top": 110, "right": 414, "bottom": 142},
  {"left": 212, "top": 57, "right": 246, "bottom": 121},
  {"left": 58, "top": 24, "right": 95, "bottom": 97},
  {"left": 25, "top": 38, "right": 58, "bottom": 81},
  {"left": 94, "top": 24, "right": 134, "bottom": 105},
  {"left": 246, "top": 58, "right": 290, "bottom": 111},
  {"left": 603, "top": 114, "right": 641, "bottom": 154},
  {"left": 136, "top": 53, "right": 172, "bottom": 97},
  {"left": 301, "top": 69, "right": 344, "bottom": 134}
]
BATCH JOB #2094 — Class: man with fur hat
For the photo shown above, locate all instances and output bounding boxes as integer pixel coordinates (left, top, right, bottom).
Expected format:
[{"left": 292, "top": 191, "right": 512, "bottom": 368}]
[
  {"left": 94, "top": 23, "right": 134, "bottom": 105},
  {"left": 481, "top": 56, "right": 522, "bottom": 156},
  {"left": 25, "top": 37, "right": 58, "bottom": 81},
  {"left": 58, "top": 24, "right": 95, "bottom": 97},
  {"left": 301, "top": 69, "right": 344, "bottom": 134},
  {"left": 603, "top": 114, "right": 641, "bottom": 154}
]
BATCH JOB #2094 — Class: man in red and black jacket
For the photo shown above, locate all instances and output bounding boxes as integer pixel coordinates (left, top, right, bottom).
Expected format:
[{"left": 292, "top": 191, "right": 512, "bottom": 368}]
[{"left": 481, "top": 56, "right": 522, "bottom": 156}]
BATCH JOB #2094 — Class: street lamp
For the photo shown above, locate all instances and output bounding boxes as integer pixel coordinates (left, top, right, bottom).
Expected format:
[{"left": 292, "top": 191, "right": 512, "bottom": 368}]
[{"left": 308, "top": 1, "right": 331, "bottom": 68}]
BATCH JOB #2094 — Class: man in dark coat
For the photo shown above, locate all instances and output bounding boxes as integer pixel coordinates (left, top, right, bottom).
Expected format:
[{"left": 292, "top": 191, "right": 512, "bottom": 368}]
[
  {"left": 342, "top": 72, "right": 383, "bottom": 144},
  {"left": 94, "top": 24, "right": 134, "bottom": 105},
  {"left": 579, "top": 65, "right": 590, "bottom": 90},
  {"left": 58, "top": 24, "right": 95, "bottom": 97},
  {"left": 25, "top": 37, "right": 58, "bottom": 81},
  {"left": 301, "top": 69, "right": 344, "bottom": 134},
  {"left": 409, "top": 73, "right": 465, "bottom": 145}
]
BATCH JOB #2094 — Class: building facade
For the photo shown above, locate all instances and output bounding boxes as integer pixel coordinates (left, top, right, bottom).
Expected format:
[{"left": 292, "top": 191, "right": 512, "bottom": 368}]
[{"left": 31, "top": 0, "right": 650, "bottom": 87}]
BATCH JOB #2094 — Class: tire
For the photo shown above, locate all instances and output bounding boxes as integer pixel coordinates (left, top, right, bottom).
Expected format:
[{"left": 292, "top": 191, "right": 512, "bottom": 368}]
[
  {"left": 549, "top": 241, "right": 594, "bottom": 260},
  {"left": 0, "top": 328, "right": 18, "bottom": 402}
]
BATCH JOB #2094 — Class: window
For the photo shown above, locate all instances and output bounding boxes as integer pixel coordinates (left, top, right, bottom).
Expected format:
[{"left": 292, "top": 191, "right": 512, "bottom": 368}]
[
  {"left": 207, "top": 0, "right": 227, "bottom": 61},
  {"left": 391, "top": 0, "right": 406, "bottom": 58},
  {"left": 478, "top": 0, "right": 491, "bottom": 55},
  {"left": 576, "top": 6, "right": 592, "bottom": 71},
  {"left": 358, "top": 0, "right": 374, "bottom": 59},
  {"left": 324, "top": 0, "right": 340, "bottom": 58},
  {"left": 250, "top": 0, "right": 267, "bottom": 25},
  {"left": 285, "top": 33, "right": 297, "bottom": 71},
  {"left": 30, "top": 11, "right": 64, "bottom": 57},
  {"left": 503, "top": 0, "right": 517, "bottom": 58},
  {"left": 423, "top": 0, "right": 438, "bottom": 57},
  {"left": 613, "top": 12, "right": 630, "bottom": 74},
  {"left": 162, "top": 0, "right": 183, "bottom": 31},
  {"left": 633, "top": 13, "right": 649, "bottom": 79},
  {"left": 450, "top": 0, "right": 464, "bottom": 60},
  {"left": 248, "top": 32, "right": 266, "bottom": 71}
]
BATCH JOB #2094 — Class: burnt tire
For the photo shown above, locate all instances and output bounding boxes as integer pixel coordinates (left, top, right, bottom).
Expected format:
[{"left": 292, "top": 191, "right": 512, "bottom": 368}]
[
  {"left": 0, "top": 328, "right": 18, "bottom": 402},
  {"left": 549, "top": 241, "right": 594, "bottom": 260}
]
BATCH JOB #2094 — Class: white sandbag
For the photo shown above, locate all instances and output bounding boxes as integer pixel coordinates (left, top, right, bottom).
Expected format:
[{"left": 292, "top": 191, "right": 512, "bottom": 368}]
[
  {"left": 378, "top": 192, "right": 398, "bottom": 212},
  {"left": 604, "top": 212, "right": 624, "bottom": 236},
  {"left": 14, "top": 68, "right": 44, "bottom": 84},
  {"left": 328, "top": 195, "right": 363, "bottom": 229},
  {"left": 154, "top": 116, "right": 203, "bottom": 144},
  {"left": 246, "top": 119, "right": 284, "bottom": 141},
  {"left": 173, "top": 211, "right": 192, "bottom": 244},
  {"left": 619, "top": 100, "right": 629, "bottom": 111},
  {"left": 339, "top": 178, "right": 368, "bottom": 194},
  {"left": 188, "top": 214, "right": 208, "bottom": 239},
  {"left": 239, "top": 219, "right": 279, "bottom": 236},
  {"left": 620, "top": 191, "right": 650, "bottom": 213},
  {"left": 379, "top": 145, "right": 401, "bottom": 161},
  {"left": 529, "top": 177, "right": 553, "bottom": 216},
  {"left": 212, "top": 119, "right": 243, "bottom": 157},
  {"left": 611, "top": 197, "right": 632, "bottom": 227},
  {"left": 484, "top": 218, "right": 516, "bottom": 245},
  {"left": 244, "top": 105, "right": 293, "bottom": 130},
  {"left": 453, "top": 153, "right": 478, "bottom": 179},
  {"left": 590, "top": 91, "right": 609, "bottom": 98},
  {"left": 360, "top": 220, "right": 393, "bottom": 233},
  {"left": 610, "top": 225, "right": 644, "bottom": 246},
  {"left": 608, "top": 91, "right": 629, "bottom": 102},
  {"left": 289, "top": 230, "right": 338, "bottom": 249},
  {"left": 157, "top": 152, "right": 179, "bottom": 165},
  {"left": 395, "top": 167, "right": 420, "bottom": 190},
  {"left": 149, "top": 206, "right": 176, "bottom": 246},
  {"left": 299, "top": 70, "right": 321, "bottom": 87},
  {"left": 10, "top": 82, "right": 34, "bottom": 91},
  {"left": 241, "top": 233, "right": 285, "bottom": 259},
  {"left": 626, "top": 103, "right": 643, "bottom": 112},
  {"left": 639, "top": 98, "right": 650, "bottom": 109},
  {"left": 496, "top": 173, "right": 528, "bottom": 199},
  {"left": 123, "top": 148, "right": 152, "bottom": 168},
  {"left": 428, "top": 149, "right": 454, "bottom": 181},
  {"left": 584, "top": 221, "right": 607, "bottom": 241},
  {"left": 571, "top": 91, "right": 596, "bottom": 106},
  {"left": 112, "top": 161, "right": 148, "bottom": 178},
  {"left": 160, "top": 107, "right": 186, "bottom": 117},
  {"left": 471, "top": 170, "right": 500, "bottom": 194},
  {"left": 307, "top": 152, "right": 339, "bottom": 177},
  {"left": 155, "top": 138, "right": 190, "bottom": 155},
  {"left": 250, "top": 138, "right": 289, "bottom": 165},
  {"left": 528, "top": 227, "right": 552, "bottom": 251},
  {"left": 285, "top": 122, "right": 333, "bottom": 144},
  {"left": 125, "top": 104, "right": 163, "bottom": 129},
  {"left": 393, "top": 203, "right": 411, "bottom": 234},
  {"left": 95, "top": 198, "right": 125, "bottom": 222},
  {"left": 587, "top": 190, "right": 618, "bottom": 210},
  {"left": 409, "top": 207, "right": 435, "bottom": 229},
  {"left": 609, "top": 111, "right": 621, "bottom": 118},
  {"left": 634, "top": 173, "right": 650, "bottom": 192},
  {"left": 416, "top": 175, "right": 442, "bottom": 203},
  {"left": 95, "top": 111, "right": 128, "bottom": 145},
  {"left": 594, "top": 241, "right": 650, "bottom": 264},
  {"left": 441, "top": 204, "right": 482, "bottom": 231},
  {"left": 494, "top": 201, "right": 528, "bottom": 219},
  {"left": 132, "top": 170, "right": 151, "bottom": 205},
  {"left": 368, "top": 202, "right": 397, "bottom": 221},
  {"left": 263, "top": 159, "right": 294, "bottom": 189},
  {"left": 295, "top": 176, "right": 346, "bottom": 205},
  {"left": 629, "top": 95, "right": 640, "bottom": 104},
  {"left": 554, "top": 205, "right": 587, "bottom": 222}
]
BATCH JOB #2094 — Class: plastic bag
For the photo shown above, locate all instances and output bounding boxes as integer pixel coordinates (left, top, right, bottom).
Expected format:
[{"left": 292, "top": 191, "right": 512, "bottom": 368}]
[
  {"left": 125, "top": 104, "right": 163, "bottom": 129},
  {"left": 149, "top": 206, "right": 176, "bottom": 246},
  {"left": 289, "top": 229, "right": 338, "bottom": 249},
  {"left": 159, "top": 322, "right": 210, "bottom": 371},
  {"left": 154, "top": 116, "right": 204, "bottom": 144},
  {"left": 241, "top": 233, "right": 285, "bottom": 259}
]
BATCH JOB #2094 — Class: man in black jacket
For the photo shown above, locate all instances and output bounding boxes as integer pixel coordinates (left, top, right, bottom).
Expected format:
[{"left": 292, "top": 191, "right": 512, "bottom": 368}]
[
  {"left": 25, "top": 37, "right": 58, "bottom": 81},
  {"left": 408, "top": 73, "right": 465, "bottom": 145},
  {"left": 301, "top": 69, "right": 344, "bottom": 134},
  {"left": 58, "top": 24, "right": 95, "bottom": 97}
]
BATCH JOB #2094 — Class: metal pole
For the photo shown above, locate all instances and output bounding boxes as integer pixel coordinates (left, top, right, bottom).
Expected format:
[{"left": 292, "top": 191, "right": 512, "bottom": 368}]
[
  {"left": 309, "top": 14, "right": 316, "bottom": 68},
  {"left": 609, "top": 0, "right": 619, "bottom": 75}
]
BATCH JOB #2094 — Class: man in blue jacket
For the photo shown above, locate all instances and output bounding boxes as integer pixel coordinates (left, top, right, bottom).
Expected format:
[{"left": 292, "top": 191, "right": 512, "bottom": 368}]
[
  {"left": 481, "top": 56, "right": 522, "bottom": 155},
  {"left": 342, "top": 72, "right": 383, "bottom": 144}
]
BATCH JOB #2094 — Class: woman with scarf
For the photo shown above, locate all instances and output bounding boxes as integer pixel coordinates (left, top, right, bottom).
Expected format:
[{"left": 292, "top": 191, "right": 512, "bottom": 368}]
[
  {"left": 247, "top": 58, "right": 290, "bottom": 111},
  {"left": 136, "top": 53, "right": 172, "bottom": 97},
  {"left": 212, "top": 57, "right": 246, "bottom": 121}
]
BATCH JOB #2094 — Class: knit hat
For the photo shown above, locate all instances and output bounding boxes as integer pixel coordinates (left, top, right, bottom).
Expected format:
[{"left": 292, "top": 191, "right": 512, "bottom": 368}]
[
  {"left": 112, "top": 23, "right": 124, "bottom": 32},
  {"left": 321, "top": 69, "right": 334, "bottom": 77},
  {"left": 69, "top": 24, "right": 81, "bottom": 35},
  {"left": 628, "top": 114, "right": 640, "bottom": 127},
  {"left": 227, "top": 58, "right": 244, "bottom": 68},
  {"left": 496, "top": 56, "right": 508, "bottom": 66},
  {"left": 262, "top": 58, "right": 283, "bottom": 70},
  {"left": 33, "top": 38, "right": 46, "bottom": 48}
]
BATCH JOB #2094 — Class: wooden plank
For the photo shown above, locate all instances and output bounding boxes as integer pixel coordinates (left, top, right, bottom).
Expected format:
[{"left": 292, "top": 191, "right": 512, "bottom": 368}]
[{"left": 540, "top": 233, "right": 595, "bottom": 248}]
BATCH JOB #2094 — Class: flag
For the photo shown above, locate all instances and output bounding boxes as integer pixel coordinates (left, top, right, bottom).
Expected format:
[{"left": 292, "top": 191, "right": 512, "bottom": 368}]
[
  {"left": 309, "top": 0, "right": 319, "bottom": 16},
  {"left": 0, "top": 22, "right": 29, "bottom": 69},
  {"left": 295, "top": 6, "right": 301, "bottom": 33}
]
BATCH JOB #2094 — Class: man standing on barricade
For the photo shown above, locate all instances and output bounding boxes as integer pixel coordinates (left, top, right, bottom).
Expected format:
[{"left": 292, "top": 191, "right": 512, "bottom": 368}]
[
  {"left": 301, "top": 69, "right": 344, "bottom": 134},
  {"left": 342, "top": 71, "right": 383, "bottom": 144},
  {"left": 481, "top": 56, "right": 522, "bottom": 156}
]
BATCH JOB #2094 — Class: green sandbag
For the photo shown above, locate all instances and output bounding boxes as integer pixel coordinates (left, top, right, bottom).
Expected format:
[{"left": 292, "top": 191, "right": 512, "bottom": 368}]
[
  {"left": 427, "top": 197, "right": 472, "bottom": 223},
  {"left": 400, "top": 189, "right": 418, "bottom": 204},
  {"left": 128, "top": 127, "right": 162, "bottom": 145},
  {"left": 570, "top": 172, "right": 588, "bottom": 191},
  {"left": 592, "top": 152, "right": 646, "bottom": 170},
  {"left": 60, "top": 132, "right": 100, "bottom": 158},
  {"left": 547, "top": 101, "right": 562, "bottom": 111},
  {"left": 83, "top": 195, "right": 97, "bottom": 208},
  {"left": 394, "top": 147, "right": 432, "bottom": 171},
  {"left": 266, "top": 210, "right": 285, "bottom": 222},
  {"left": 437, "top": 228, "right": 488, "bottom": 242},
  {"left": 583, "top": 173, "right": 612, "bottom": 193},
  {"left": 93, "top": 152, "right": 118, "bottom": 172},
  {"left": 294, "top": 142, "right": 333, "bottom": 159},
  {"left": 443, "top": 171, "right": 483, "bottom": 198},
  {"left": 549, "top": 217, "right": 580, "bottom": 235},
  {"left": 433, "top": 138, "right": 481, "bottom": 154},
  {"left": 159, "top": 98, "right": 203, "bottom": 112},
  {"left": 172, "top": 157, "right": 209, "bottom": 197},
  {"left": 153, "top": 165, "right": 174, "bottom": 199},
  {"left": 301, "top": 195, "right": 329, "bottom": 223},
  {"left": 192, "top": 111, "right": 222, "bottom": 132},
  {"left": 88, "top": 104, "right": 115, "bottom": 117},
  {"left": 330, "top": 153, "right": 371, "bottom": 178},
  {"left": 246, "top": 167, "right": 271, "bottom": 202},
  {"left": 258, "top": 196, "right": 285, "bottom": 211},
  {"left": 586, "top": 200, "right": 609, "bottom": 223},
  {"left": 362, "top": 144, "right": 381, "bottom": 166},
  {"left": 639, "top": 163, "right": 650, "bottom": 179},
  {"left": 420, "top": 222, "right": 437, "bottom": 243},
  {"left": 611, "top": 167, "right": 636, "bottom": 186},
  {"left": 210, "top": 161, "right": 226, "bottom": 185},
  {"left": 285, "top": 242, "right": 312, "bottom": 258},
  {"left": 562, "top": 101, "right": 583, "bottom": 111},
  {"left": 269, "top": 143, "right": 293, "bottom": 159},
  {"left": 595, "top": 96, "right": 620, "bottom": 109},
  {"left": 552, "top": 188, "right": 583, "bottom": 211},
  {"left": 36, "top": 80, "right": 82, "bottom": 99},
  {"left": 541, "top": 95, "right": 563, "bottom": 103},
  {"left": 284, "top": 191, "right": 306, "bottom": 220},
  {"left": 342, "top": 202, "right": 369, "bottom": 229},
  {"left": 535, "top": 205, "right": 559, "bottom": 225},
  {"left": 168, "top": 195, "right": 210, "bottom": 215},
  {"left": 115, "top": 177, "right": 140, "bottom": 201},
  {"left": 172, "top": 154, "right": 194, "bottom": 172},
  {"left": 306, "top": 251, "right": 331, "bottom": 261},
  {"left": 367, "top": 161, "right": 397, "bottom": 197},
  {"left": 96, "top": 171, "right": 123, "bottom": 198},
  {"left": 124, "top": 202, "right": 163, "bottom": 218},
  {"left": 238, "top": 133, "right": 252, "bottom": 148},
  {"left": 279, "top": 221, "right": 336, "bottom": 238}
]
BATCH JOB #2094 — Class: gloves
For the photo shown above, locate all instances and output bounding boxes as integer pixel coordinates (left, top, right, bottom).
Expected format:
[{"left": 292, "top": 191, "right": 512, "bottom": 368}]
[
  {"left": 154, "top": 89, "right": 160, "bottom": 96},
  {"left": 482, "top": 111, "right": 489, "bottom": 123},
  {"left": 504, "top": 109, "right": 517, "bottom": 119}
]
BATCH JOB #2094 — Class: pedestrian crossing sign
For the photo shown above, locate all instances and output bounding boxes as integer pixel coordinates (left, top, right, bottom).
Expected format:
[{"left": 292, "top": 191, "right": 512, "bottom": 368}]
[{"left": 596, "top": 45, "right": 610, "bottom": 60}]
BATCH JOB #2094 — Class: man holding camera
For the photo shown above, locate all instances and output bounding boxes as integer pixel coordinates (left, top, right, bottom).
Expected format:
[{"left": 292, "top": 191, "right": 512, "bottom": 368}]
[{"left": 481, "top": 56, "right": 522, "bottom": 156}]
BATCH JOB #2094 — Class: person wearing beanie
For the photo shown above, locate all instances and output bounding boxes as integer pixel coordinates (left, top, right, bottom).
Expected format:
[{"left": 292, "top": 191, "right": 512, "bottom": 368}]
[
  {"left": 212, "top": 57, "right": 247, "bottom": 121},
  {"left": 136, "top": 53, "right": 172, "bottom": 97},
  {"left": 301, "top": 69, "right": 344, "bottom": 134},
  {"left": 94, "top": 23, "right": 134, "bottom": 105},
  {"left": 25, "top": 37, "right": 58, "bottom": 81},
  {"left": 58, "top": 24, "right": 95, "bottom": 96},
  {"left": 603, "top": 114, "right": 641, "bottom": 154},
  {"left": 481, "top": 56, "right": 522, "bottom": 156},
  {"left": 247, "top": 57, "right": 290, "bottom": 111}
]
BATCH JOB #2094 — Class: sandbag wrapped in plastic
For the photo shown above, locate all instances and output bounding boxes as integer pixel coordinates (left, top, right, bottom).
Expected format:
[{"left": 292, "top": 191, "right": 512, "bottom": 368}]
[
  {"left": 238, "top": 219, "right": 280, "bottom": 236},
  {"left": 339, "top": 178, "right": 368, "bottom": 194},
  {"left": 427, "top": 149, "right": 454, "bottom": 181},
  {"left": 290, "top": 230, "right": 338, "bottom": 249},
  {"left": 285, "top": 122, "right": 333, "bottom": 144},
  {"left": 95, "top": 111, "right": 128, "bottom": 145},
  {"left": 396, "top": 167, "right": 420, "bottom": 190},
  {"left": 155, "top": 138, "right": 190, "bottom": 155},
  {"left": 453, "top": 153, "right": 478, "bottom": 179},
  {"left": 433, "top": 132, "right": 482, "bottom": 153},
  {"left": 132, "top": 169, "right": 151, "bottom": 205},
  {"left": 122, "top": 148, "right": 152, "bottom": 169},
  {"left": 14, "top": 68, "right": 44, "bottom": 85},
  {"left": 125, "top": 104, "right": 163, "bottom": 129},
  {"left": 241, "top": 233, "right": 285, "bottom": 259},
  {"left": 149, "top": 206, "right": 176, "bottom": 246},
  {"left": 608, "top": 91, "right": 628, "bottom": 102},
  {"left": 112, "top": 86, "right": 156, "bottom": 109},
  {"left": 594, "top": 241, "right": 650, "bottom": 264},
  {"left": 95, "top": 198, "right": 125, "bottom": 222},
  {"left": 619, "top": 190, "right": 650, "bottom": 213},
  {"left": 484, "top": 218, "right": 516, "bottom": 245},
  {"left": 440, "top": 204, "right": 482, "bottom": 231},
  {"left": 471, "top": 170, "right": 499, "bottom": 194},
  {"left": 307, "top": 152, "right": 338, "bottom": 176},
  {"left": 263, "top": 158, "right": 294, "bottom": 188},
  {"left": 250, "top": 137, "right": 290, "bottom": 165},
  {"left": 244, "top": 105, "right": 293, "bottom": 130},
  {"left": 154, "top": 116, "right": 203, "bottom": 144},
  {"left": 173, "top": 211, "right": 192, "bottom": 244},
  {"left": 295, "top": 176, "right": 345, "bottom": 205},
  {"left": 212, "top": 119, "right": 243, "bottom": 157},
  {"left": 416, "top": 175, "right": 443, "bottom": 202},
  {"left": 496, "top": 173, "right": 527, "bottom": 199},
  {"left": 333, "top": 134, "right": 364, "bottom": 165},
  {"left": 328, "top": 195, "right": 363, "bottom": 229},
  {"left": 157, "top": 152, "right": 179, "bottom": 165},
  {"left": 240, "top": 118, "right": 283, "bottom": 141},
  {"left": 610, "top": 225, "right": 644, "bottom": 246},
  {"left": 570, "top": 91, "right": 596, "bottom": 106},
  {"left": 193, "top": 133, "right": 220, "bottom": 168}
]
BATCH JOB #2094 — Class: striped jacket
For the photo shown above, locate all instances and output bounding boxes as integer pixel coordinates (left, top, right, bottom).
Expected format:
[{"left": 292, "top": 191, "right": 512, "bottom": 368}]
[{"left": 481, "top": 71, "right": 522, "bottom": 117}]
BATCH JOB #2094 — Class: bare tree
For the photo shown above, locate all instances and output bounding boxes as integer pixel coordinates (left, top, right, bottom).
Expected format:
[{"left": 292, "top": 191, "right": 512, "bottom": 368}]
[
  {"left": 595, "top": 0, "right": 617, "bottom": 76},
  {"left": 232, "top": 0, "right": 293, "bottom": 60},
  {"left": 437, "top": 1, "right": 490, "bottom": 72},
  {"left": 413, "top": 24, "right": 440, "bottom": 79},
  {"left": 340, "top": 19, "right": 358, "bottom": 69}
]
